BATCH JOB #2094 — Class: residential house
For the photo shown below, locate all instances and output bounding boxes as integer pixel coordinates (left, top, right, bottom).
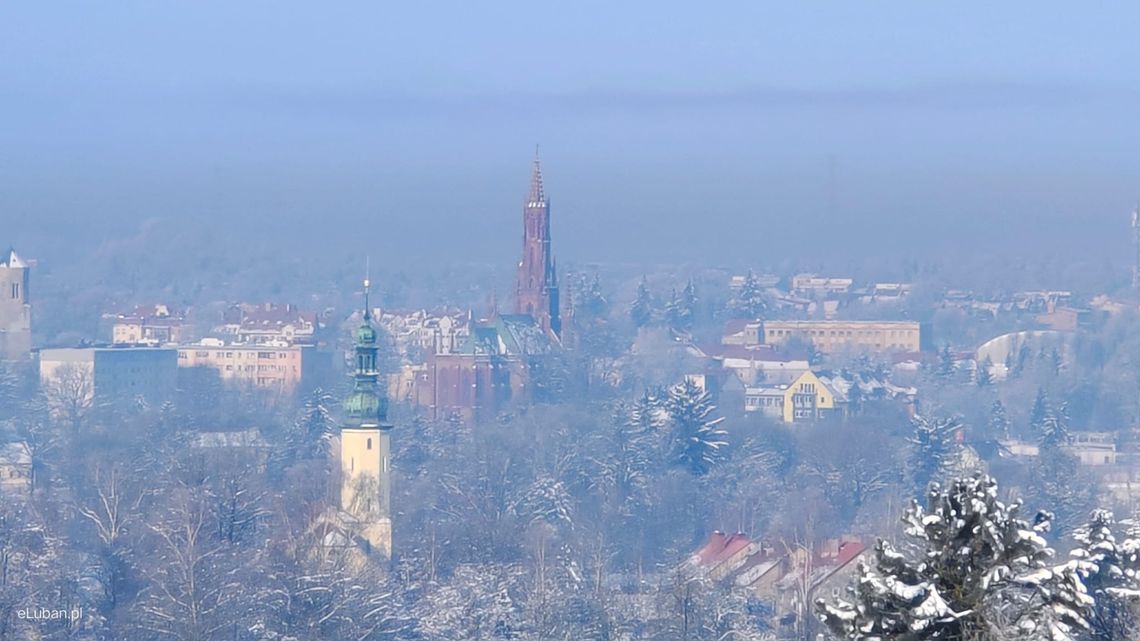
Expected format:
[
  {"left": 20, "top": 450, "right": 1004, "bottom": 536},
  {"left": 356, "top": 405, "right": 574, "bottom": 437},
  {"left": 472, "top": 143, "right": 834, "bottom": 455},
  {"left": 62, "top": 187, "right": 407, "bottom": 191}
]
[
  {"left": 744, "top": 370, "right": 847, "bottom": 424},
  {"left": 108, "top": 304, "right": 186, "bottom": 346},
  {"left": 219, "top": 303, "right": 321, "bottom": 346},
  {"left": 790, "top": 274, "right": 854, "bottom": 297}
]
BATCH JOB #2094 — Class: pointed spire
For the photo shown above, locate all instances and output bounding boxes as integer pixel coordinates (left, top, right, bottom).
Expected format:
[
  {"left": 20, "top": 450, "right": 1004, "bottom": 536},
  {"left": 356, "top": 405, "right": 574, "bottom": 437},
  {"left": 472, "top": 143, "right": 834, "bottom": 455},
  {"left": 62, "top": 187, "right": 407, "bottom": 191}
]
[
  {"left": 528, "top": 145, "right": 545, "bottom": 205},
  {"left": 363, "top": 257, "right": 372, "bottom": 321}
]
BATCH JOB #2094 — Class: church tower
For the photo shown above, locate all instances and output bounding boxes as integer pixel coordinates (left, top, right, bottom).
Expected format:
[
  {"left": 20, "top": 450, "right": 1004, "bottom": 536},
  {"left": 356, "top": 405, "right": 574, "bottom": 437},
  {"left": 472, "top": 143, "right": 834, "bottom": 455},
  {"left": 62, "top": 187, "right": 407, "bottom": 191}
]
[
  {"left": 515, "top": 149, "right": 561, "bottom": 338},
  {"left": 339, "top": 276, "right": 393, "bottom": 559},
  {"left": 0, "top": 249, "right": 31, "bottom": 361}
]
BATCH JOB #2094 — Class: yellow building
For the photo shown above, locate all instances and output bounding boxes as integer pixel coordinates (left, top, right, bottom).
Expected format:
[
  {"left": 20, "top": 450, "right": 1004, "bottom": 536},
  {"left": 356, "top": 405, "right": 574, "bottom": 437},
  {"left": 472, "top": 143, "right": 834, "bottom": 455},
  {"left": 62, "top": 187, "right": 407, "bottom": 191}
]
[
  {"left": 761, "top": 320, "right": 922, "bottom": 354},
  {"left": 176, "top": 341, "right": 310, "bottom": 392},
  {"left": 744, "top": 370, "right": 845, "bottom": 423}
]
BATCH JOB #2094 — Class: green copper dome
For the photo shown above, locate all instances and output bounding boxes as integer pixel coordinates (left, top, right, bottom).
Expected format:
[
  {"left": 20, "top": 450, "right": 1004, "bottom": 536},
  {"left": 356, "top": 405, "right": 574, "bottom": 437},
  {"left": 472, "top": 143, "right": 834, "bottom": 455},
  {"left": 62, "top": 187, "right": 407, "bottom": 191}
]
[
  {"left": 356, "top": 321, "right": 377, "bottom": 345},
  {"left": 344, "top": 388, "right": 386, "bottom": 422},
  {"left": 342, "top": 276, "right": 389, "bottom": 427}
]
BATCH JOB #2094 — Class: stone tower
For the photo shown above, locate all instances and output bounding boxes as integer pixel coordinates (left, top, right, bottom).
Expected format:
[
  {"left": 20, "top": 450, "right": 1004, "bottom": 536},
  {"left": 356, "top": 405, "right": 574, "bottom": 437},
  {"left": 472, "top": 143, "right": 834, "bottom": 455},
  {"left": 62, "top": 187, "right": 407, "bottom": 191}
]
[
  {"left": 0, "top": 249, "right": 31, "bottom": 361},
  {"left": 339, "top": 276, "right": 393, "bottom": 559},
  {"left": 514, "top": 149, "right": 561, "bottom": 338}
]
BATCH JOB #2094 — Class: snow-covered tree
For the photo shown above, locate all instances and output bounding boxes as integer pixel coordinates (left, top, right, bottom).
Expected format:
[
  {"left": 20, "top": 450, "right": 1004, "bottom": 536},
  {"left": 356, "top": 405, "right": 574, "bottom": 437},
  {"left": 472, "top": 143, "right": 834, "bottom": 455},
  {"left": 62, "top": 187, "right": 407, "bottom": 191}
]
[
  {"left": 514, "top": 476, "right": 574, "bottom": 530},
  {"left": 665, "top": 378, "right": 727, "bottom": 476},
  {"left": 631, "top": 277, "right": 654, "bottom": 328},
  {"left": 906, "top": 414, "right": 961, "bottom": 497},
  {"left": 817, "top": 474, "right": 1093, "bottom": 641},
  {"left": 935, "top": 345, "right": 956, "bottom": 379},
  {"left": 990, "top": 400, "right": 1011, "bottom": 439},
  {"left": 1068, "top": 510, "right": 1140, "bottom": 640},
  {"left": 580, "top": 273, "right": 608, "bottom": 318},
  {"left": 288, "top": 387, "right": 336, "bottom": 460},
  {"left": 417, "top": 564, "right": 528, "bottom": 641},
  {"left": 730, "top": 269, "right": 770, "bottom": 319},
  {"left": 592, "top": 403, "right": 653, "bottom": 518},
  {"left": 1039, "top": 401, "right": 1071, "bottom": 449},
  {"left": 629, "top": 386, "right": 668, "bottom": 435},
  {"left": 666, "top": 284, "right": 695, "bottom": 332}
]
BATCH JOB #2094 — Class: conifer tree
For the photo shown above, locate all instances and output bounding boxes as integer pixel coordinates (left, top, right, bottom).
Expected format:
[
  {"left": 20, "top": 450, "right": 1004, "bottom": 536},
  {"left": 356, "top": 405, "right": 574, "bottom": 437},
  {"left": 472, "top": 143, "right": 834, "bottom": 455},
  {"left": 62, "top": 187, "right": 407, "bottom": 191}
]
[
  {"left": 906, "top": 414, "right": 961, "bottom": 497},
  {"left": 990, "top": 399, "right": 1011, "bottom": 439},
  {"left": 817, "top": 474, "right": 1092, "bottom": 641},
  {"left": 976, "top": 355, "right": 994, "bottom": 387},
  {"left": 665, "top": 378, "right": 727, "bottom": 476},
  {"left": 630, "top": 277, "right": 654, "bottom": 328},
  {"left": 730, "top": 269, "right": 769, "bottom": 319}
]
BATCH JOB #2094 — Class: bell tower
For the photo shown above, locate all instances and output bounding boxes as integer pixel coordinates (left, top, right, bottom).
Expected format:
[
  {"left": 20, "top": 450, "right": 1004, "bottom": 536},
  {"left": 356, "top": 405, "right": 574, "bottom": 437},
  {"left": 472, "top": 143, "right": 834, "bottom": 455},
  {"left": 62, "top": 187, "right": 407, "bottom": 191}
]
[
  {"left": 514, "top": 148, "right": 561, "bottom": 337},
  {"left": 339, "top": 275, "right": 393, "bottom": 559},
  {"left": 0, "top": 249, "right": 31, "bottom": 361}
]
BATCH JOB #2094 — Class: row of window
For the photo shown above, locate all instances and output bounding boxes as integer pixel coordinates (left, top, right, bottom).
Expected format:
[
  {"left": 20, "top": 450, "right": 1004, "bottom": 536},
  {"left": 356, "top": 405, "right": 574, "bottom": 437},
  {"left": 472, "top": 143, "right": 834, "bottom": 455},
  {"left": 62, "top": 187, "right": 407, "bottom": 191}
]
[
  {"left": 181, "top": 351, "right": 294, "bottom": 359},
  {"left": 222, "top": 364, "right": 296, "bottom": 373},
  {"left": 769, "top": 328, "right": 917, "bottom": 338}
]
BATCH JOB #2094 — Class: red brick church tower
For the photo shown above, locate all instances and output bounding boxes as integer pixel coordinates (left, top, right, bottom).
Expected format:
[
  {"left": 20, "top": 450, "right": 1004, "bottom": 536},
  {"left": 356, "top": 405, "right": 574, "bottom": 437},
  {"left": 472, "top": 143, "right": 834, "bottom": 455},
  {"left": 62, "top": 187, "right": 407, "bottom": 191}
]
[{"left": 515, "top": 150, "right": 561, "bottom": 338}]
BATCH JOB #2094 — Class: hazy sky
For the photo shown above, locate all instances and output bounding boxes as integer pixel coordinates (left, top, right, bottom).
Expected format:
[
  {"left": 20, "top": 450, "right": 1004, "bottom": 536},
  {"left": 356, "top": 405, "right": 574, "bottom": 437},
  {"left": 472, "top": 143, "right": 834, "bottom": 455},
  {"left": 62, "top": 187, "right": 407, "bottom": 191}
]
[{"left": 3, "top": 2, "right": 1140, "bottom": 269}]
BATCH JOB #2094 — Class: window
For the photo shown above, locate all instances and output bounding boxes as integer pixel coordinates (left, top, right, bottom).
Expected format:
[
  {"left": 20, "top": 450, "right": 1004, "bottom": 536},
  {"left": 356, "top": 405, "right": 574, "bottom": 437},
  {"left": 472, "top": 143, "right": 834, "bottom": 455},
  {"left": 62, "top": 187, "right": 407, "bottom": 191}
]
[
  {"left": 367, "top": 438, "right": 373, "bottom": 450},
  {"left": 10, "top": 283, "right": 18, "bottom": 299}
]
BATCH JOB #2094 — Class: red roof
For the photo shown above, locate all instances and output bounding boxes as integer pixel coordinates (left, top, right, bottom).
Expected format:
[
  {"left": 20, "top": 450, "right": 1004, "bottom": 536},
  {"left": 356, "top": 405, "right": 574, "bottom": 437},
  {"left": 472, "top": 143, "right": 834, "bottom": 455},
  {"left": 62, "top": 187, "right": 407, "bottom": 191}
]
[
  {"left": 694, "top": 531, "right": 753, "bottom": 567},
  {"left": 814, "top": 539, "right": 866, "bottom": 569}
]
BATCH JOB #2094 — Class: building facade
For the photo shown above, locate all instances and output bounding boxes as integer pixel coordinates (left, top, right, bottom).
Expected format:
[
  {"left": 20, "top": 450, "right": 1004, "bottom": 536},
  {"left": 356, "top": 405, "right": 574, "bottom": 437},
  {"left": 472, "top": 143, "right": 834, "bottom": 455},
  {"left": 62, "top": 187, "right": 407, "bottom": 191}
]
[
  {"left": 761, "top": 320, "right": 924, "bottom": 354},
  {"left": 217, "top": 303, "right": 320, "bottom": 346},
  {"left": 417, "top": 313, "right": 557, "bottom": 423},
  {"left": 0, "top": 249, "right": 31, "bottom": 361},
  {"left": 109, "top": 304, "right": 185, "bottom": 346},
  {"left": 744, "top": 370, "right": 846, "bottom": 423},
  {"left": 176, "top": 341, "right": 326, "bottom": 393},
  {"left": 514, "top": 152, "right": 561, "bottom": 338},
  {"left": 39, "top": 346, "right": 178, "bottom": 408}
]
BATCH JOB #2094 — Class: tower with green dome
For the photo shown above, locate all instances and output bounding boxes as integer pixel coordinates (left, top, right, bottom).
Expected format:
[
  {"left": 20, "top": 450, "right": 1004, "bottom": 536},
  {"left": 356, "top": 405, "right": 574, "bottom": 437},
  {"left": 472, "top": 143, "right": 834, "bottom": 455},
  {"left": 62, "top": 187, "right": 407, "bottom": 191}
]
[{"left": 339, "top": 275, "right": 393, "bottom": 559}]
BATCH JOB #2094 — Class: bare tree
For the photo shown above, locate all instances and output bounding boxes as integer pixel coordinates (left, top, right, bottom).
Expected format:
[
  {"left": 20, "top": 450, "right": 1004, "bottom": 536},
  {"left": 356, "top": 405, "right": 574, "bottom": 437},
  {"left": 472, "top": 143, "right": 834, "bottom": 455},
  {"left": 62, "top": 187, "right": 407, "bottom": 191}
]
[{"left": 43, "top": 363, "right": 95, "bottom": 433}]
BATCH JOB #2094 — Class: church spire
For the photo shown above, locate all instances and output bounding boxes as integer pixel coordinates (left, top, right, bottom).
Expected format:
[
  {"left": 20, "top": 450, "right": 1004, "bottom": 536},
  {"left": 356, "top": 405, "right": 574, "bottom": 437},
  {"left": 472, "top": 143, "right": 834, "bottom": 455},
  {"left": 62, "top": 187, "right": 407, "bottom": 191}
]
[
  {"left": 344, "top": 266, "right": 386, "bottom": 427},
  {"left": 528, "top": 145, "right": 545, "bottom": 205},
  {"left": 363, "top": 258, "right": 372, "bottom": 321}
]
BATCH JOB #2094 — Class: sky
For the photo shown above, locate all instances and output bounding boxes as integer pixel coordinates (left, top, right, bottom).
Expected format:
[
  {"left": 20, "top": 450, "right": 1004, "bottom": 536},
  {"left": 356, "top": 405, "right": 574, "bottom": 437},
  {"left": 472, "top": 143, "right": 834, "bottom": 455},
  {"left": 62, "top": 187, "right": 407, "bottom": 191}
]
[{"left": 2, "top": 2, "right": 1140, "bottom": 271}]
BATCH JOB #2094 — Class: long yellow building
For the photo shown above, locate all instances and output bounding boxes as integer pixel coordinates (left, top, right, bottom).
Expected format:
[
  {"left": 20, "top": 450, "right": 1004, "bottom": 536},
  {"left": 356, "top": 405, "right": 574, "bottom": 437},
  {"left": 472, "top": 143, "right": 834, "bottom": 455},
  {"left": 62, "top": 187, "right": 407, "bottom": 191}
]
[{"left": 761, "top": 320, "right": 922, "bottom": 354}]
